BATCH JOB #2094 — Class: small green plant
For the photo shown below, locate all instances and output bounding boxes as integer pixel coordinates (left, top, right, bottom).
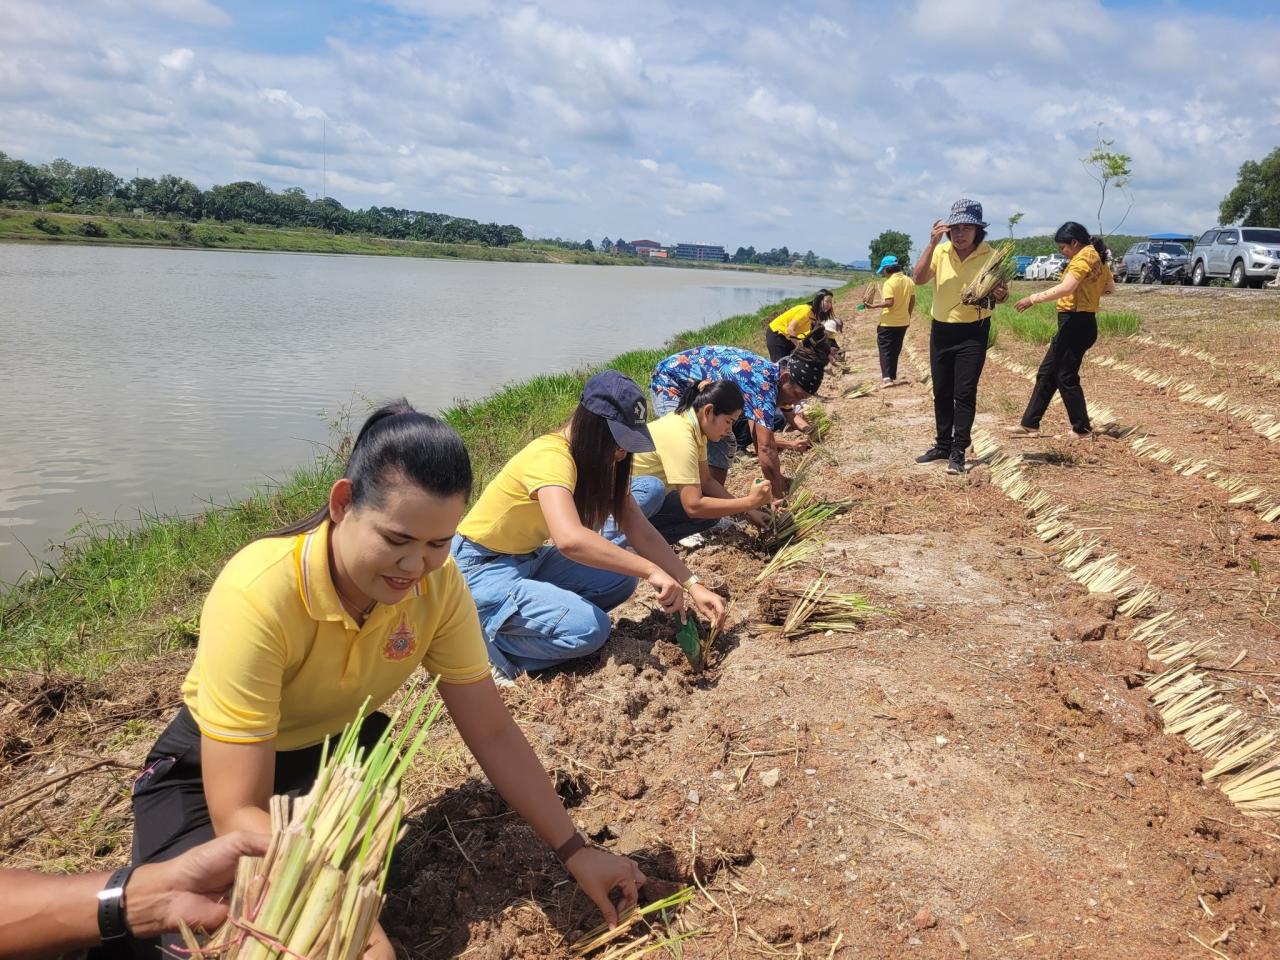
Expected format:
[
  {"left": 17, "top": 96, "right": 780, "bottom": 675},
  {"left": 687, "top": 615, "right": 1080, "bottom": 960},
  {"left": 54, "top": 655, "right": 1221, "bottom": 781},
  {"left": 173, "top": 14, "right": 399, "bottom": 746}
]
[
  {"left": 79, "top": 220, "right": 108, "bottom": 238},
  {"left": 32, "top": 215, "right": 61, "bottom": 234},
  {"left": 174, "top": 221, "right": 195, "bottom": 243}
]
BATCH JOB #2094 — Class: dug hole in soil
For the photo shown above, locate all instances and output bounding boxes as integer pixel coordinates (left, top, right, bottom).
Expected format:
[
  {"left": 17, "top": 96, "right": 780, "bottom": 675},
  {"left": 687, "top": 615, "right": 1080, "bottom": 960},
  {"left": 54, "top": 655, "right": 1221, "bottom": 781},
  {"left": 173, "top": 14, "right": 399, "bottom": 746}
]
[{"left": 3, "top": 283, "right": 1279, "bottom": 958}]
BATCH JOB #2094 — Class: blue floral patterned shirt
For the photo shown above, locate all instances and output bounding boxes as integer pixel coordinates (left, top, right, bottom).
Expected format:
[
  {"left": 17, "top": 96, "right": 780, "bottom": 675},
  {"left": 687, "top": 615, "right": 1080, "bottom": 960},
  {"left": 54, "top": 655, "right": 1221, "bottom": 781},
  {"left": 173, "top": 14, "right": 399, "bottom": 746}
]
[{"left": 650, "top": 346, "right": 780, "bottom": 425}]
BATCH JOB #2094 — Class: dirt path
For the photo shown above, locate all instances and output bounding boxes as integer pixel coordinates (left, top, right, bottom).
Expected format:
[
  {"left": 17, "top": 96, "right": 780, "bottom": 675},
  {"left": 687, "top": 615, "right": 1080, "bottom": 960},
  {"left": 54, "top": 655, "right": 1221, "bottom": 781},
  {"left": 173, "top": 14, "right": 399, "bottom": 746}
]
[{"left": 3, "top": 285, "right": 1280, "bottom": 958}]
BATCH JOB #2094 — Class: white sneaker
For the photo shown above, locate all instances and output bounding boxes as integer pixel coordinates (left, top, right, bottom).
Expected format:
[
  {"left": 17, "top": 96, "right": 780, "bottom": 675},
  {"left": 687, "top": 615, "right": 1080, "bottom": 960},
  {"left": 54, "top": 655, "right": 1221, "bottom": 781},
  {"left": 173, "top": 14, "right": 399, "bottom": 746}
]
[{"left": 490, "top": 663, "right": 516, "bottom": 688}]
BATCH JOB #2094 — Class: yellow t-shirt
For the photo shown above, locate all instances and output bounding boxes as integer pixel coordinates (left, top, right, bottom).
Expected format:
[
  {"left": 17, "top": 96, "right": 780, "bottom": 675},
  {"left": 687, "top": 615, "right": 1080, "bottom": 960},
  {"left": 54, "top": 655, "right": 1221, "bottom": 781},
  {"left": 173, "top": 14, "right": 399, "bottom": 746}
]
[
  {"left": 456, "top": 433, "right": 577, "bottom": 554},
  {"left": 929, "top": 240, "right": 994, "bottom": 324},
  {"left": 1057, "top": 245, "right": 1110, "bottom": 313},
  {"left": 631, "top": 410, "right": 707, "bottom": 490},
  {"left": 768, "top": 303, "right": 815, "bottom": 338},
  {"left": 181, "top": 521, "right": 489, "bottom": 751},
  {"left": 879, "top": 273, "right": 916, "bottom": 328}
]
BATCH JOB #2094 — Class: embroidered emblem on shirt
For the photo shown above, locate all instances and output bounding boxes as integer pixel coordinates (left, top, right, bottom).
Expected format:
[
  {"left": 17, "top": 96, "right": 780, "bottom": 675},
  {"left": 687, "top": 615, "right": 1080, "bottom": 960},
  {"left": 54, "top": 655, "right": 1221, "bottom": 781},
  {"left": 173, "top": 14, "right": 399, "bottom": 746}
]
[{"left": 383, "top": 616, "right": 417, "bottom": 661}]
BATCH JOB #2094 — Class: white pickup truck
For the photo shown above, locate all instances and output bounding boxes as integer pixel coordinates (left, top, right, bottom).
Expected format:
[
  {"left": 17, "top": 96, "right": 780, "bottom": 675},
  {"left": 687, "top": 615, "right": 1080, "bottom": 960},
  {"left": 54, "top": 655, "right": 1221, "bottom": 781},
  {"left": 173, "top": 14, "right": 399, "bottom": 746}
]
[{"left": 1188, "top": 227, "right": 1280, "bottom": 288}]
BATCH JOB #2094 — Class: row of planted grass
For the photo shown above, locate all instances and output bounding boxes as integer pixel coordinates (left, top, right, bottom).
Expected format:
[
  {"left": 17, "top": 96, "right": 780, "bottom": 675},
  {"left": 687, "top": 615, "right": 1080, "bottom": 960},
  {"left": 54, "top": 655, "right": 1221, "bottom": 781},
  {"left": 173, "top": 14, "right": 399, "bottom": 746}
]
[
  {"left": 0, "top": 285, "right": 859, "bottom": 677},
  {"left": 912, "top": 282, "right": 1141, "bottom": 345}
]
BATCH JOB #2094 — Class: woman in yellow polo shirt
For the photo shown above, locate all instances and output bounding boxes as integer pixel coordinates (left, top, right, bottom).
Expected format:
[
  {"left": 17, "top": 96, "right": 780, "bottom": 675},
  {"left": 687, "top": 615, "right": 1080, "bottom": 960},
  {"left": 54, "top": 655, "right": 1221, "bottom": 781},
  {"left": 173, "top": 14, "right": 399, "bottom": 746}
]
[
  {"left": 864, "top": 255, "right": 917, "bottom": 387},
  {"left": 765, "top": 288, "right": 835, "bottom": 361},
  {"left": 1009, "top": 221, "right": 1116, "bottom": 439},
  {"left": 911, "top": 199, "right": 1009, "bottom": 475},
  {"left": 129, "top": 403, "right": 645, "bottom": 958},
  {"left": 451, "top": 371, "right": 727, "bottom": 684},
  {"left": 622, "top": 379, "right": 774, "bottom": 544}
]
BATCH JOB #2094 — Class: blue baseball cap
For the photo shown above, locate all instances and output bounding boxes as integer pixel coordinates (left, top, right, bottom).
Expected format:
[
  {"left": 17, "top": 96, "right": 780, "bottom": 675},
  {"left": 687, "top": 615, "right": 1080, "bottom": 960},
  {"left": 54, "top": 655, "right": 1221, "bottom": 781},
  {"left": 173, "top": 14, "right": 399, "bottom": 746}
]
[
  {"left": 875, "top": 255, "right": 898, "bottom": 274},
  {"left": 580, "top": 371, "right": 656, "bottom": 453}
]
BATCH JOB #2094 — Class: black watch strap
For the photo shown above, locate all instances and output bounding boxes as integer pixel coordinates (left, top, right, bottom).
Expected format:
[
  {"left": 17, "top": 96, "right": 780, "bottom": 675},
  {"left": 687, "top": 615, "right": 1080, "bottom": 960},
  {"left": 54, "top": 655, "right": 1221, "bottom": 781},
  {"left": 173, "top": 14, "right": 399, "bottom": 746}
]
[{"left": 97, "top": 865, "right": 134, "bottom": 942}]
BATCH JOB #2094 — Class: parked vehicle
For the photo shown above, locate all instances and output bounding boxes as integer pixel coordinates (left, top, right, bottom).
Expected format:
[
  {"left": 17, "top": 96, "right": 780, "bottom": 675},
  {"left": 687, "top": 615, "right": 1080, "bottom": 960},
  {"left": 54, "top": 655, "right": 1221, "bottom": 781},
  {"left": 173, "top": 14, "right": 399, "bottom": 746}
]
[
  {"left": 1014, "top": 255, "right": 1035, "bottom": 278},
  {"left": 1188, "top": 227, "right": 1280, "bottom": 288},
  {"left": 1138, "top": 250, "right": 1187, "bottom": 285},
  {"left": 1025, "top": 254, "right": 1066, "bottom": 281},
  {"left": 1119, "top": 241, "right": 1189, "bottom": 284}
]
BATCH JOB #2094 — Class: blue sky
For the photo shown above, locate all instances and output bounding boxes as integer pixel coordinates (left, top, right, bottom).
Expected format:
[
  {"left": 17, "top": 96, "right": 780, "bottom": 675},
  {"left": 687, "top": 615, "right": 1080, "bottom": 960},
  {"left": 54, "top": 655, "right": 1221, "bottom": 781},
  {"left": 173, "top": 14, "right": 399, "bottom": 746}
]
[{"left": 2, "top": 0, "right": 1277, "bottom": 261}]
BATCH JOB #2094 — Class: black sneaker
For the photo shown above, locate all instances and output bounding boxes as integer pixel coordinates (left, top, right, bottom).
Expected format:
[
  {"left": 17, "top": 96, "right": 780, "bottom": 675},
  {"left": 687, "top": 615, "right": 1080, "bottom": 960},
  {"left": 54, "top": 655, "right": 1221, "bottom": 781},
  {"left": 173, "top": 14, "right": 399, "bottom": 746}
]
[
  {"left": 915, "top": 446, "right": 950, "bottom": 464},
  {"left": 946, "top": 450, "right": 966, "bottom": 475}
]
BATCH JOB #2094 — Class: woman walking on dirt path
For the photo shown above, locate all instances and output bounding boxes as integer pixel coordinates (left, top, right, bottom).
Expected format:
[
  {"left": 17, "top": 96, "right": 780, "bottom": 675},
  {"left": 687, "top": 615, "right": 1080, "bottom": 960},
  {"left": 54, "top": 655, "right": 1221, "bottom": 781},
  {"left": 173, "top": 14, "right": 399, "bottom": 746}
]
[
  {"left": 451, "top": 371, "right": 726, "bottom": 684},
  {"left": 765, "top": 289, "right": 836, "bottom": 361},
  {"left": 911, "top": 199, "right": 1009, "bottom": 475},
  {"left": 1008, "top": 221, "right": 1115, "bottom": 439},
  {"left": 127, "top": 402, "right": 647, "bottom": 959},
  {"left": 650, "top": 345, "right": 825, "bottom": 495},
  {"left": 863, "top": 255, "right": 916, "bottom": 387},
  {"left": 613, "top": 379, "right": 774, "bottom": 545}
]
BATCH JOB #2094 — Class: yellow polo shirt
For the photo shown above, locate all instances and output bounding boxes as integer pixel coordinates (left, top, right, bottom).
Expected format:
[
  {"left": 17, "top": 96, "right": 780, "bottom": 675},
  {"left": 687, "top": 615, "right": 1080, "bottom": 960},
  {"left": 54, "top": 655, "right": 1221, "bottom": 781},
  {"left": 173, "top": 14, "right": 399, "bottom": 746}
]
[
  {"left": 879, "top": 273, "right": 916, "bottom": 328},
  {"left": 631, "top": 410, "right": 707, "bottom": 490},
  {"left": 768, "top": 303, "right": 815, "bottom": 338},
  {"left": 181, "top": 521, "right": 489, "bottom": 751},
  {"left": 457, "top": 433, "right": 577, "bottom": 554},
  {"left": 929, "top": 240, "right": 994, "bottom": 324},
  {"left": 1058, "top": 245, "right": 1110, "bottom": 313}
]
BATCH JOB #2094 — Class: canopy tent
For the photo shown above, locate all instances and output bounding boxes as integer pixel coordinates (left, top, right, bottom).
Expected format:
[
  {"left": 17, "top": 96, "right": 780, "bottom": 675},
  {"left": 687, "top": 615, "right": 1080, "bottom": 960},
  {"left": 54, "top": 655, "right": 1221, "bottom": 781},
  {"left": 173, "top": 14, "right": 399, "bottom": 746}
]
[{"left": 1148, "top": 232, "right": 1195, "bottom": 244}]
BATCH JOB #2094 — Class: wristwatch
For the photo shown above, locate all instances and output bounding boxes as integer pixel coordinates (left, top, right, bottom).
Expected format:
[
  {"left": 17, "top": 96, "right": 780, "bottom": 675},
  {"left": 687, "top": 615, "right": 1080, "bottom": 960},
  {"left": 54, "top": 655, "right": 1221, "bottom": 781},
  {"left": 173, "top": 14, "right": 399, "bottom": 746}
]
[
  {"left": 98, "top": 865, "right": 135, "bottom": 942},
  {"left": 554, "top": 829, "right": 590, "bottom": 864},
  {"left": 681, "top": 574, "right": 700, "bottom": 592}
]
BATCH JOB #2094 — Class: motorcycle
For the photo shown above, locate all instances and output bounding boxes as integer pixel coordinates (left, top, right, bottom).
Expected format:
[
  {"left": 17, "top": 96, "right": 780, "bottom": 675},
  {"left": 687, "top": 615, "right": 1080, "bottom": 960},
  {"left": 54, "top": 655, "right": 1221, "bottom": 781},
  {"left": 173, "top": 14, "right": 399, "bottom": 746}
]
[{"left": 1139, "top": 254, "right": 1187, "bottom": 286}]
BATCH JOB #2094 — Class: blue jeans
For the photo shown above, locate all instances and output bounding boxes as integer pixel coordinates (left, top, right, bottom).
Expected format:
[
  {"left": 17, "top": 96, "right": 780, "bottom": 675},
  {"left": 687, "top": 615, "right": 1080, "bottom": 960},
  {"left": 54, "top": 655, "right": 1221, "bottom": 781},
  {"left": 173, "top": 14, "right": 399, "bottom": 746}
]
[
  {"left": 650, "top": 391, "right": 737, "bottom": 470},
  {"left": 602, "top": 474, "right": 718, "bottom": 545},
  {"left": 450, "top": 535, "right": 637, "bottom": 676}
]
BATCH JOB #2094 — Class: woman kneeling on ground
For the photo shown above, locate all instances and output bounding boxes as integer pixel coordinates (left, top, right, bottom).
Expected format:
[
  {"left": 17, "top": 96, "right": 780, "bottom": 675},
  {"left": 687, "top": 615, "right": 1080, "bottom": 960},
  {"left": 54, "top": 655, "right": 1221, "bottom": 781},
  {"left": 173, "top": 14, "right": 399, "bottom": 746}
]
[
  {"left": 1009, "top": 221, "right": 1115, "bottom": 440},
  {"left": 650, "top": 345, "right": 825, "bottom": 496},
  {"left": 128, "top": 403, "right": 646, "bottom": 959},
  {"left": 863, "top": 255, "right": 916, "bottom": 387},
  {"left": 618, "top": 379, "right": 774, "bottom": 544},
  {"left": 764, "top": 288, "right": 836, "bottom": 361},
  {"left": 451, "top": 371, "right": 727, "bottom": 684},
  {"left": 911, "top": 199, "right": 1009, "bottom": 476}
]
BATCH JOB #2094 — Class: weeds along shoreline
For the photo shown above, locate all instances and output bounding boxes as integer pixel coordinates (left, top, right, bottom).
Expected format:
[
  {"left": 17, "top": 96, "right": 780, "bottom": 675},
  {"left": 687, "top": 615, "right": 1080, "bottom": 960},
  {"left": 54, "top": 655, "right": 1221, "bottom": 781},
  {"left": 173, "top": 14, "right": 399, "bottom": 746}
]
[{"left": 0, "top": 283, "right": 862, "bottom": 678}]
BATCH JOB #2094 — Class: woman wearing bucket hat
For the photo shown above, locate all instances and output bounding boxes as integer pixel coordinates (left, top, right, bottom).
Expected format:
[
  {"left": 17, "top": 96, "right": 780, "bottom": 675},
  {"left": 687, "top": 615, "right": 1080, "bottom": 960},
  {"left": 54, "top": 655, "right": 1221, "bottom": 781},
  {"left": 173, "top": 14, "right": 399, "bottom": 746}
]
[
  {"left": 451, "top": 371, "right": 727, "bottom": 683},
  {"left": 863, "top": 255, "right": 916, "bottom": 387},
  {"left": 911, "top": 199, "right": 1008, "bottom": 474},
  {"left": 650, "top": 344, "right": 825, "bottom": 495}
]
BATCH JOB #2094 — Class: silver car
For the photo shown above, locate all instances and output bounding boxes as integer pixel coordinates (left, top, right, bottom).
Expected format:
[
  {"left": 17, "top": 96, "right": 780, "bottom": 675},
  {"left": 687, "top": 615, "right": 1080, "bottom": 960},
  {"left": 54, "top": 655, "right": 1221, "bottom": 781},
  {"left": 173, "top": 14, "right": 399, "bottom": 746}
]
[
  {"left": 1189, "top": 227, "right": 1280, "bottom": 288},
  {"left": 1117, "top": 241, "right": 1189, "bottom": 284}
]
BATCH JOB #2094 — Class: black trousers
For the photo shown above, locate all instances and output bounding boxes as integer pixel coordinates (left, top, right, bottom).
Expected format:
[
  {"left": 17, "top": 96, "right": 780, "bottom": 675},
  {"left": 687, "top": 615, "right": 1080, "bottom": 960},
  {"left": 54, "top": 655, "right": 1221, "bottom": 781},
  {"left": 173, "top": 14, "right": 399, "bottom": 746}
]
[
  {"left": 876, "top": 325, "right": 908, "bottom": 380},
  {"left": 765, "top": 328, "right": 795, "bottom": 362},
  {"left": 1021, "top": 311, "right": 1098, "bottom": 434},
  {"left": 123, "top": 707, "right": 390, "bottom": 955},
  {"left": 928, "top": 318, "right": 990, "bottom": 453}
]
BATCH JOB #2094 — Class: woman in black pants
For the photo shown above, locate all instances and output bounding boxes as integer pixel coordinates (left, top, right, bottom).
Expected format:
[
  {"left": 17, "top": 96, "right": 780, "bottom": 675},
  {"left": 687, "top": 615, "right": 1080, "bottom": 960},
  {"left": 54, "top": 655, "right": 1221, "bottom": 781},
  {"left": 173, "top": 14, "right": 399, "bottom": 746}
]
[
  {"left": 911, "top": 200, "right": 1008, "bottom": 475},
  {"left": 1009, "top": 222, "right": 1115, "bottom": 439}
]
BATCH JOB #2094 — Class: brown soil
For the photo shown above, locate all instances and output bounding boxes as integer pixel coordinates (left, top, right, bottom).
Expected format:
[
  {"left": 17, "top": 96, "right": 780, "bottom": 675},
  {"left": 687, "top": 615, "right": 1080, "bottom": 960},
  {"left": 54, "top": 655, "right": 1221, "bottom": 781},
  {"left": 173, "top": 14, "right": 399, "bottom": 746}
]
[{"left": 4, "top": 283, "right": 1280, "bottom": 958}]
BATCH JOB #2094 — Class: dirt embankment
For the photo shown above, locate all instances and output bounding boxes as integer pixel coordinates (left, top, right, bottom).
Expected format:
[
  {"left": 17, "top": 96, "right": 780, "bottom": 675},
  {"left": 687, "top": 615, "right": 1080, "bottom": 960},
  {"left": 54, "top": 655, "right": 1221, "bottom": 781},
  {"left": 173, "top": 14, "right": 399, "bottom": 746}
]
[{"left": 3, "top": 283, "right": 1280, "bottom": 958}]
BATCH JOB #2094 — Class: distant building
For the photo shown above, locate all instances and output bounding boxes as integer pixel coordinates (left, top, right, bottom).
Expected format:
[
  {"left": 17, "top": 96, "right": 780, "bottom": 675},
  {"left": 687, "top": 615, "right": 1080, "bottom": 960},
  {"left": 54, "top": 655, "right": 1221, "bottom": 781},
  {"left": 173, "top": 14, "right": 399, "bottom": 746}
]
[
  {"left": 630, "top": 239, "right": 663, "bottom": 254},
  {"left": 675, "top": 242, "right": 727, "bottom": 262}
]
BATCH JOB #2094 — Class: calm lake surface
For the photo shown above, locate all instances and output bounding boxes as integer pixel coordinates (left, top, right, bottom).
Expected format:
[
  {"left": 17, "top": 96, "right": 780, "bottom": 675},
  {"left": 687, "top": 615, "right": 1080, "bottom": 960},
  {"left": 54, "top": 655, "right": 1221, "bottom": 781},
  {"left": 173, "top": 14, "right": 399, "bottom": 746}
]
[{"left": 0, "top": 243, "right": 836, "bottom": 583}]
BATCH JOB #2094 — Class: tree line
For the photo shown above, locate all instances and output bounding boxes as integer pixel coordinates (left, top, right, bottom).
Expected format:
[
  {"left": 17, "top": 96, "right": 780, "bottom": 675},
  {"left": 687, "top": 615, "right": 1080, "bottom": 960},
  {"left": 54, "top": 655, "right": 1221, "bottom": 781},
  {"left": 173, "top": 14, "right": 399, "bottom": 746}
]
[{"left": 0, "top": 151, "right": 526, "bottom": 247}]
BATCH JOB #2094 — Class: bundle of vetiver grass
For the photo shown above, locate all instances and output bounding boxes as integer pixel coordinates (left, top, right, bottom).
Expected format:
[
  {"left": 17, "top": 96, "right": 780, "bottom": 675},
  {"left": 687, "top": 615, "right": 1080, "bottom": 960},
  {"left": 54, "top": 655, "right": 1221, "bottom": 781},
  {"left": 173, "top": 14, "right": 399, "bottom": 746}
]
[
  {"left": 960, "top": 241, "right": 1017, "bottom": 306},
  {"left": 180, "top": 682, "right": 444, "bottom": 960}
]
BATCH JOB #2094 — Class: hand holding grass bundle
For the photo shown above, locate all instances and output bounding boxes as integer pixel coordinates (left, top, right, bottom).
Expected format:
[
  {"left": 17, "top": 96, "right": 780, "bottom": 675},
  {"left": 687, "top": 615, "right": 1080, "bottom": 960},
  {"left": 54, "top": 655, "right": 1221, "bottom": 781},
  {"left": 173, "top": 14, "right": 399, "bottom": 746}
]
[
  {"left": 961, "top": 241, "right": 1017, "bottom": 306},
  {"left": 179, "top": 681, "right": 444, "bottom": 960}
]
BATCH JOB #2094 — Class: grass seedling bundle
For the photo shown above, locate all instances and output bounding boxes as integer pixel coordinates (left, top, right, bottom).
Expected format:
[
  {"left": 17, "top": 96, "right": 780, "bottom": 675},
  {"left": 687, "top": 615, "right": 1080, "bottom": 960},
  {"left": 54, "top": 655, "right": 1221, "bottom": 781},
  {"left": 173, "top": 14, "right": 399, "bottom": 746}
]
[
  {"left": 761, "top": 574, "right": 887, "bottom": 639},
  {"left": 961, "top": 241, "right": 1017, "bottom": 306},
  {"left": 805, "top": 402, "right": 833, "bottom": 442},
  {"left": 754, "top": 537, "right": 824, "bottom": 584},
  {"left": 569, "top": 887, "right": 697, "bottom": 956},
  {"left": 181, "top": 681, "right": 444, "bottom": 960},
  {"left": 761, "top": 490, "right": 852, "bottom": 551}
]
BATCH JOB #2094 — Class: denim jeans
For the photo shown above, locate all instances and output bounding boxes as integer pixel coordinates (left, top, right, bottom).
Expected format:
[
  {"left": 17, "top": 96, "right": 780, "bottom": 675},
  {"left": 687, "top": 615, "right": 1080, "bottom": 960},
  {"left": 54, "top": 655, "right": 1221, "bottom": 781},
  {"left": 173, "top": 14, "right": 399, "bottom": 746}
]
[
  {"left": 602, "top": 474, "right": 718, "bottom": 545},
  {"left": 451, "top": 535, "right": 637, "bottom": 676},
  {"left": 650, "top": 391, "right": 736, "bottom": 469}
]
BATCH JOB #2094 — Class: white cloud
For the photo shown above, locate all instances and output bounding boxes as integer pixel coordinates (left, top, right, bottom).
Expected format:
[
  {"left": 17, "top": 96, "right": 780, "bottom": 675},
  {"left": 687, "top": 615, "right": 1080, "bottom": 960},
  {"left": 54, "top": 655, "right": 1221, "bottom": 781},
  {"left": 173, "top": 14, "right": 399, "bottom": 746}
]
[
  {"left": 159, "top": 47, "right": 194, "bottom": 71},
  {"left": 1, "top": 0, "right": 1278, "bottom": 259}
]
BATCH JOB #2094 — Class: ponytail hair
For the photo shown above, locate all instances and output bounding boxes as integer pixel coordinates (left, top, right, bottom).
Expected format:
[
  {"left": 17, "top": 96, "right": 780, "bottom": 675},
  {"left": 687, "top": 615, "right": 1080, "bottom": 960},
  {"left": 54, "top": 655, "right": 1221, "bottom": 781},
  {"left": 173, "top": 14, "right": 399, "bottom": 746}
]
[
  {"left": 675, "top": 379, "right": 744, "bottom": 417},
  {"left": 1054, "top": 221, "right": 1106, "bottom": 261},
  {"left": 810, "top": 288, "right": 835, "bottom": 322},
  {"left": 262, "top": 400, "right": 472, "bottom": 539}
]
